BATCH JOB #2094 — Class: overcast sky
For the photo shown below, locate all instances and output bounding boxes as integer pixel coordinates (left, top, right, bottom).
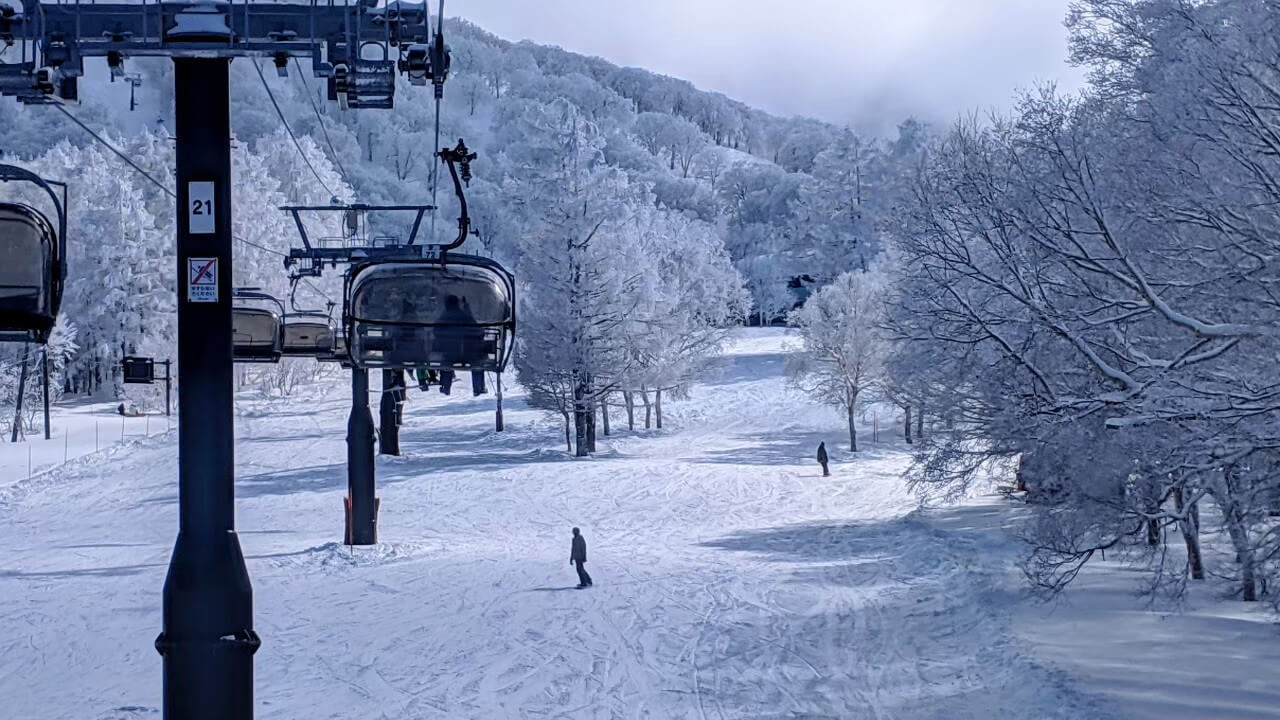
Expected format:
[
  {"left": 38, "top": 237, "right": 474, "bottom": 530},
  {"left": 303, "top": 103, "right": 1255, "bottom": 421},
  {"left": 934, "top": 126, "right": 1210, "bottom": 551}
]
[{"left": 453, "top": 0, "right": 1087, "bottom": 136}]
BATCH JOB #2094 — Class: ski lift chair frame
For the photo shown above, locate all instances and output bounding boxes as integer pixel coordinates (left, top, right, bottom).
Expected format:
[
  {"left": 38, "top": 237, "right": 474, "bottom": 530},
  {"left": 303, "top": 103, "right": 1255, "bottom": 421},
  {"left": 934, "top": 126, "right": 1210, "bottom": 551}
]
[
  {"left": 232, "top": 289, "right": 286, "bottom": 364},
  {"left": 316, "top": 328, "right": 351, "bottom": 365},
  {"left": 343, "top": 254, "right": 515, "bottom": 373},
  {"left": 0, "top": 165, "right": 68, "bottom": 345},
  {"left": 281, "top": 309, "right": 337, "bottom": 358}
]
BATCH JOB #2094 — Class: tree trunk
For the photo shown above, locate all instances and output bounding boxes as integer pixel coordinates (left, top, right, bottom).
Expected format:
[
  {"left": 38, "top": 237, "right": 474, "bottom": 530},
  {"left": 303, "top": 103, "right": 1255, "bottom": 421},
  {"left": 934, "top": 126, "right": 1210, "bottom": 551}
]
[
  {"left": 1146, "top": 518, "right": 1161, "bottom": 547},
  {"left": 904, "top": 406, "right": 913, "bottom": 445},
  {"left": 1173, "top": 487, "right": 1205, "bottom": 581},
  {"left": 915, "top": 403, "right": 924, "bottom": 440},
  {"left": 624, "top": 391, "right": 635, "bottom": 431},
  {"left": 1213, "top": 469, "right": 1257, "bottom": 601},
  {"left": 561, "top": 409, "right": 572, "bottom": 453},
  {"left": 655, "top": 388, "right": 663, "bottom": 429},
  {"left": 586, "top": 395, "right": 597, "bottom": 453},
  {"left": 11, "top": 344, "right": 30, "bottom": 442},
  {"left": 847, "top": 403, "right": 857, "bottom": 453},
  {"left": 574, "top": 384, "right": 588, "bottom": 457},
  {"left": 601, "top": 393, "right": 611, "bottom": 436},
  {"left": 641, "top": 387, "right": 652, "bottom": 429},
  {"left": 1225, "top": 515, "right": 1258, "bottom": 601}
]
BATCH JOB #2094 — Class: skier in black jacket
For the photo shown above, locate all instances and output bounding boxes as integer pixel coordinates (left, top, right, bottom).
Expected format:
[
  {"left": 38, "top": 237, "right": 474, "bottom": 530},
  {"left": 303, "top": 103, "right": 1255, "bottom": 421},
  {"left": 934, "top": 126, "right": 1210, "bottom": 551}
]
[
  {"left": 570, "top": 527, "right": 592, "bottom": 588},
  {"left": 817, "top": 441, "right": 830, "bottom": 477}
]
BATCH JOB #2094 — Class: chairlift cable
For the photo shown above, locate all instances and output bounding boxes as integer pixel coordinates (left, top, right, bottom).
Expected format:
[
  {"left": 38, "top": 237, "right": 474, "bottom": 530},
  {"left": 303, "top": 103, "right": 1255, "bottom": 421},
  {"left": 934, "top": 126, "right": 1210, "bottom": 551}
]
[
  {"left": 52, "top": 104, "right": 176, "bottom": 200},
  {"left": 292, "top": 58, "right": 349, "bottom": 183},
  {"left": 252, "top": 58, "right": 336, "bottom": 199}
]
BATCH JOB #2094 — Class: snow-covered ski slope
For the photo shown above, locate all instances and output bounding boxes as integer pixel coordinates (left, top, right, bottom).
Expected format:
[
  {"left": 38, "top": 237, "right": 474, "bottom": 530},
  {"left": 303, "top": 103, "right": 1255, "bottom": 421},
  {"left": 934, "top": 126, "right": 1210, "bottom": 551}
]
[{"left": 2, "top": 329, "right": 1277, "bottom": 719}]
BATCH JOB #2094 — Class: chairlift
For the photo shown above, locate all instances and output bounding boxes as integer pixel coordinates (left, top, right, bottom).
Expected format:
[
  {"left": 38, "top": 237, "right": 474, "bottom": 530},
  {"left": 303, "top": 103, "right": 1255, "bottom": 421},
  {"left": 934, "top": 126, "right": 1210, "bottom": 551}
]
[
  {"left": 232, "top": 289, "right": 285, "bottom": 363},
  {"left": 0, "top": 165, "right": 67, "bottom": 345},
  {"left": 344, "top": 254, "right": 514, "bottom": 372},
  {"left": 281, "top": 310, "right": 337, "bottom": 357},
  {"left": 317, "top": 328, "right": 350, "bottom": 365}
]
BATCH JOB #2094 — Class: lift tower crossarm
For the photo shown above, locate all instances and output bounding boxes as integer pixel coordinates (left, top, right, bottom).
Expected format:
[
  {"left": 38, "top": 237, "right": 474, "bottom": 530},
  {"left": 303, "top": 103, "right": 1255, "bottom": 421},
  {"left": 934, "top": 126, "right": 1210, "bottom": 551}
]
[{"left": 0, "top": 1, "right": 433, "bottom": 105}]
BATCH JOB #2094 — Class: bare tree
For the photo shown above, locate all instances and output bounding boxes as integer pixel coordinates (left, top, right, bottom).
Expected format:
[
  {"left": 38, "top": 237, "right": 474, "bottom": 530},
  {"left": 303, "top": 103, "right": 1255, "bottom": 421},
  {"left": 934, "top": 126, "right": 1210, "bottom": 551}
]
[{"left": 787, "top": 270, "right": 888, "bottom": 452}]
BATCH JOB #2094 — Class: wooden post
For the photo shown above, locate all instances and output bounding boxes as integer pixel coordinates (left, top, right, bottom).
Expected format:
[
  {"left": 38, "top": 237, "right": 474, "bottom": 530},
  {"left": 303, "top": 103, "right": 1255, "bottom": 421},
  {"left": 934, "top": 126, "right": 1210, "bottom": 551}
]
[{"left": 41, "top": 348, "right": 50, "bottom": 440}]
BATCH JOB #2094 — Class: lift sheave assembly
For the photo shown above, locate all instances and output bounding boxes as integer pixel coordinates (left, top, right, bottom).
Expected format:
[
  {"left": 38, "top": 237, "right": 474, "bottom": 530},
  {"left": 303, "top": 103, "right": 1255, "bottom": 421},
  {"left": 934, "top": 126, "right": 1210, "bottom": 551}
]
[{"left": 0, "top": 165, "right": 66, "bottom": 345}]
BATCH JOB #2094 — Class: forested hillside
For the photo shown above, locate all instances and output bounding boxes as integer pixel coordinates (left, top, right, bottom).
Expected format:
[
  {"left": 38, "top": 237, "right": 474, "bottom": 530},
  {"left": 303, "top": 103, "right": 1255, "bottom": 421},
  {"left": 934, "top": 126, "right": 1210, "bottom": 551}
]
[{"left": 0, "top": 19, "right": 922, "bottom": 436}]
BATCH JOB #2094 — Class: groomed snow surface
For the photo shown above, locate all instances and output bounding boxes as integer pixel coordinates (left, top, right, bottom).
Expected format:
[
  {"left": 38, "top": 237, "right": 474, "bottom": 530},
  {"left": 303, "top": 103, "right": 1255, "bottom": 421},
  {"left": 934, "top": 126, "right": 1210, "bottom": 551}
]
[{"left": 2, "top": 329, "right": 1277, "bottom": 720}]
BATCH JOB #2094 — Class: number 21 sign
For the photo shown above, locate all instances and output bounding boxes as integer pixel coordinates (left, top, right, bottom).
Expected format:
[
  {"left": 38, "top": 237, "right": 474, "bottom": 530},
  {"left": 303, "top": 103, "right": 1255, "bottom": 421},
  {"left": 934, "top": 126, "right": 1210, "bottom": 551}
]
[{"left": 189, "top": 181, "right": 215, "bottom": 235}]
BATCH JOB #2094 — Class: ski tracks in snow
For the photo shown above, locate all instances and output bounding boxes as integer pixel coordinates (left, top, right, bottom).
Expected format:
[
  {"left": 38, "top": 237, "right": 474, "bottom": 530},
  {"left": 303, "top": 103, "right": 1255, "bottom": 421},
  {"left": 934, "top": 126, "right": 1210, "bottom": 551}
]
[{"left": 1, "top": 331, "right": 1114, "bottom": 719}]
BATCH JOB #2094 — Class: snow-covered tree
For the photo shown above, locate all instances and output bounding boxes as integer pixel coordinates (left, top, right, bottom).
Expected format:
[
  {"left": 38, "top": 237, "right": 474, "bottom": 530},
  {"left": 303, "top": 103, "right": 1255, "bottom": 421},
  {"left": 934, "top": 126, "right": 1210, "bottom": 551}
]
[
  {"left": 787, "top": 270, "right": 888, "bottom": 452},
  {"left": 505, "top": 99, "right": 642, "bottom": 455}
]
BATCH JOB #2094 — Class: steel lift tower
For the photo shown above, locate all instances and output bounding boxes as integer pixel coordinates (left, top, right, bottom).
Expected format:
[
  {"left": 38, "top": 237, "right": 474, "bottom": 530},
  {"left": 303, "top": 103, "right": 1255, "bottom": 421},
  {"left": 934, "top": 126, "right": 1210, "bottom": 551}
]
[{"left": 0, "top": 2, "right": 448, "bottom": 717}]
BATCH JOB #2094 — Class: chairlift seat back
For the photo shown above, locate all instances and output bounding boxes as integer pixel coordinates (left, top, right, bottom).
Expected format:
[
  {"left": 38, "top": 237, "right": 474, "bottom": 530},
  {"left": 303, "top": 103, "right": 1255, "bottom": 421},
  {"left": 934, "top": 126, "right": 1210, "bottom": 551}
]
[
  {"left": 345, "top": 258, "right": 514, "bottom": 371},
  {"left": 232, "top": 306, "right": 283, "bottom": 363},
  {"left": 0, "top": 203, "right": 58, "bottom": 343},
  {"left": 281, "top": 315, "right": 336, "bottom": 357}
]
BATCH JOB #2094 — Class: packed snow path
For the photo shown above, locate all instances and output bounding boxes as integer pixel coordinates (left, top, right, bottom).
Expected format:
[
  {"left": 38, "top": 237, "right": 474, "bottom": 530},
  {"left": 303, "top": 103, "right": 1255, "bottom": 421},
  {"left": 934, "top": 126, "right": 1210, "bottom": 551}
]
[{"left": 5, "top": 331, "right": 1113, "bottom": 719}]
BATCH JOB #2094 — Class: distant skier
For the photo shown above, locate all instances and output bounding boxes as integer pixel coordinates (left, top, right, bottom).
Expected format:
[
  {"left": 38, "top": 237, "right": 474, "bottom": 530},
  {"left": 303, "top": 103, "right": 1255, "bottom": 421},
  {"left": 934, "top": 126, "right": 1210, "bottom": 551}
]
[
  {"left": 817, "top": 441, "right": 830, "bottom": 477},
  {"left": 570, "top": 527, "right": 592, "bottom": 588}
]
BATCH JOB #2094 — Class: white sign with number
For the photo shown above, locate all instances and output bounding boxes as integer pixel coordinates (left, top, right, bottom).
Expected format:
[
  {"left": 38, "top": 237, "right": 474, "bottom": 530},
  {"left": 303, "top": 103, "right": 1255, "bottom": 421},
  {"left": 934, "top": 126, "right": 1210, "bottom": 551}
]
[
  {"left": 188, "top": 257, "right": 218, "bottom": 303},
  {"left": 189, "top": 181, "right": 215, "bottom": 235}
]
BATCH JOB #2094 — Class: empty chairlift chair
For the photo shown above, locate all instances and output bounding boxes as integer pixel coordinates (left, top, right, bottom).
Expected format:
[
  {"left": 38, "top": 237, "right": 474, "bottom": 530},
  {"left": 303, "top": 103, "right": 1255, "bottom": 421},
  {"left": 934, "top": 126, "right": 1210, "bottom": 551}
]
[
  {"left": 345, "top": 255, "right": 515, "bottom": 372},
  {"left": 0, "top": 166, "right": 66, "bottom": 345},
  {"left": 281, "top": 311, "right": 337, "bottom": 358},
  {"left": 232, "top": 291, "right": 285, "bottom": 363}
]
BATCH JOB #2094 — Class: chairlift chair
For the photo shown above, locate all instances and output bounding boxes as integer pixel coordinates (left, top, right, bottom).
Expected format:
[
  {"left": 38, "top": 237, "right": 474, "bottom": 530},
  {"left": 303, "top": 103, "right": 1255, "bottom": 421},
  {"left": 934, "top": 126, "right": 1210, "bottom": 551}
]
[
  {"left": 344, "top": 254, "right": 514, "bottom": 372},
  {"left": 317, "top": 328, "right": 349, "bottom": 365},
  {"left": 0, "top": 166, "right": 67, "bottom": 345},
  {"left": 281, "top": 310, "right": 337, "bottom": 358},
  {"left": 232, "top": 290, "right": 285, "bottom": 363}
]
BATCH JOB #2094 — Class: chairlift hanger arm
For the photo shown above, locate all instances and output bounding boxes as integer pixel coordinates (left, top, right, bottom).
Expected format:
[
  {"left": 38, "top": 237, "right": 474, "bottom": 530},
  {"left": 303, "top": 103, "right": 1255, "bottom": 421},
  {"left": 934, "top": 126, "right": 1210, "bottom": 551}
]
[{"left": 439, "top": 139, "right": 476, "bottom": 252}]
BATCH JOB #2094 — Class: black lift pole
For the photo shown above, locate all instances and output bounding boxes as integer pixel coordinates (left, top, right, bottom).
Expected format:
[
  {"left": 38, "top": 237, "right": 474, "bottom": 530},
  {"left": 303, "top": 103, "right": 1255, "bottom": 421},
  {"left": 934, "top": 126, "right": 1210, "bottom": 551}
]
[
  {"left": 347, "top": 366, "right": 378, "bottom": 544},
  {"left": 379, "top": 369, "right": 402, "bottom": 456},
  {"left": 156, "top": 58, "right": 259, "bottom": 720}
]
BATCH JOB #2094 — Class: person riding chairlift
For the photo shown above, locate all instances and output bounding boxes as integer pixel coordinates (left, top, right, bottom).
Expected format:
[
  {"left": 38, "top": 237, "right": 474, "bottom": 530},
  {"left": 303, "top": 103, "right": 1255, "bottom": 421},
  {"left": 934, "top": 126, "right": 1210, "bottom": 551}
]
[{"left": 436, "top": 293, "right": 482, "bottom": 365}]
